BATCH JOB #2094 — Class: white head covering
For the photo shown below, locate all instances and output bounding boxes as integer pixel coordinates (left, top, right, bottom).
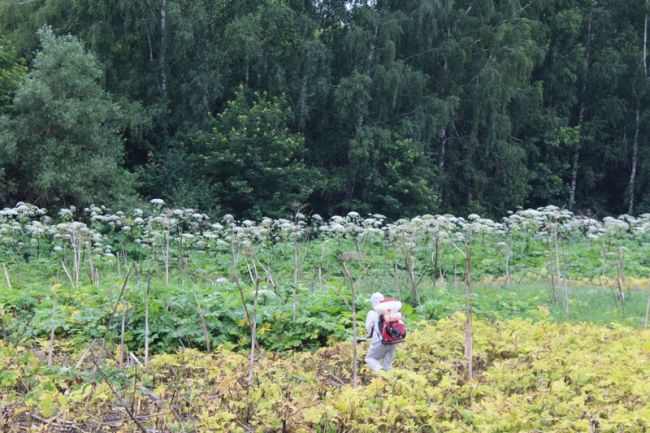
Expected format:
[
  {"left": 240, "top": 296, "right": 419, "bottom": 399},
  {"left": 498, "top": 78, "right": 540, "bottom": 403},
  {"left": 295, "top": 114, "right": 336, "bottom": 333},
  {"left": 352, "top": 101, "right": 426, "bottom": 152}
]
[{"left": 370, "top": 292, "right": 384, "bottom": 308}]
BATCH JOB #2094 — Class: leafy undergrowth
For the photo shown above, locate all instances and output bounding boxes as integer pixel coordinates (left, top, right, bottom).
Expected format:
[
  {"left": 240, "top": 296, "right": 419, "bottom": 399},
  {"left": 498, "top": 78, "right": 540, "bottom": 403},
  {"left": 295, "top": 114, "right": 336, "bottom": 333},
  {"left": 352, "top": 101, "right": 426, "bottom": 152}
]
[{"left": 2, "top": 314, "right": 649, "bottom": 432}]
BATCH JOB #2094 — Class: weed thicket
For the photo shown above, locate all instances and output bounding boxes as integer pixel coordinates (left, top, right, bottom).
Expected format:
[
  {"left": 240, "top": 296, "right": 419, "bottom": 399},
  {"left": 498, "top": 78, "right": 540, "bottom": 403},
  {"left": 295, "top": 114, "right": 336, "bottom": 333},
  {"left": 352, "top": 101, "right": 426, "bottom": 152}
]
[{"left": 1, "top": 204, "right": 650, "bottom": 430}]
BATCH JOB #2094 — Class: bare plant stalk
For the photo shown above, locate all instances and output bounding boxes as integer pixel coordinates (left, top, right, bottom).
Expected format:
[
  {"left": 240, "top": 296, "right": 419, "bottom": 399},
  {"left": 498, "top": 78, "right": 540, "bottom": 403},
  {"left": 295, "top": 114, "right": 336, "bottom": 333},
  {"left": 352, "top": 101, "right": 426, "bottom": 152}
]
[
  {"left": 48, "top": 302, "right": 56, "bottom": 366},
  {"left": 71, "top": 231, "right": 81, "bottom": 285},
  {"left": 87, "top": 240, "right": 97, "bottom": 285},
  {"left": 234, "top": 278, "right": 253, "bottom": 333},
  {"left": 405, "top": 254, "right": 422, "bottom": 308},
  {"left": 0, "top": 314, "right": 5, "bottom": 341},
  {"left": 2, "top": 263, "right": 12, "bottom": 290},
  {"left": 76, "top": 239, "right": 81, "bottom": 283},
  {"left": 61, "top": 261, "right": 73, "bottom": 288},
  {"left": 318, "top": 266, "right": 323, "bottom": 290},
  {"left": 72, "top": 233, "right": 78, "bottom": 285},
  {"left": 616, "top": 247, "right": 626, "bottom": 307},
  {"left": 164, "top": 234, "right": 170, "bottom": 286},
  {"left": 599, "top": 248, "right": 612, "bottom": 296},
  {"left": 341, "top": 260, "right": 359, "bottom": 388},
  {"left": 292, "top": 285, "right": 297, "bottom": 321},
  {"left": 432, "top": 236, "right": 440, "bottom": 288},
  {"left": 230, "top": 243, "right": 240, "bottom": 283},
  {"left": 245, "top": 260, "right": 256, "bottom": 286},
  {"left": 247, "top": 257, "right": 261, "bottom": 385},
  {"left": 464, "top": 239, "right": 473, "bottom": 382},
  {"left": 120, "top": 303, "right": 127, "bottom": 367},
  {"left": 644, "top": 277, "right": 650, "bottom": 329},
  {"left": 194, "top": 293, "right": 211, "bottom": 352},
  {"left": 129, "top": 352, "right": 144, "bottom": 368},
  {"left": 294, "top": 242, "right": 300, "bottom": 285},
  {"left": 291, "top": 232, "right": 303, "bottom": 322},
  {"left": 92, "top": 360, "right": 150, "bottom": 433},
  {"left": 75, "top": 340, "right": 96, "bottom": 369},
  {"left": 393, "top": 261, "right": 401, "bottom": 297},
  {"left": 547, "top": 239, "right": 556, "bottom": 303},
  {"left": 177, "top": 233, "right": 184, "bottom": 270},
  {"left": 554, "top": 229, "right": 561, "bottom": 305},
  {"left": 256, "top": 258, "right": 277, "bottom": 289},
  {"left": 100, "top": 267, "right": 132, "bottom": 358},
  {"left": 561, "top": 241, "right": 570, "bottom": 316},
  {"left": 105, "top": 268, "right": 132, "bottom": 332},
  {"left": 503, "top": 235, "right": 512, "bottom": 288},
  {"left": 145, "top": 274, "right": 151, "bottom": 366}
]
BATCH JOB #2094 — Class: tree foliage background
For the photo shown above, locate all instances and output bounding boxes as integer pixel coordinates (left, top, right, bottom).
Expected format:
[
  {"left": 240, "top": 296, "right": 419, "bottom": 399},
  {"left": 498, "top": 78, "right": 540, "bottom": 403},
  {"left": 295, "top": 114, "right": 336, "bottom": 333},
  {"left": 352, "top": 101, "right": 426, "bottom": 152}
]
[{"left": 0, "top": 0, "right": 649, "bottom": 218}]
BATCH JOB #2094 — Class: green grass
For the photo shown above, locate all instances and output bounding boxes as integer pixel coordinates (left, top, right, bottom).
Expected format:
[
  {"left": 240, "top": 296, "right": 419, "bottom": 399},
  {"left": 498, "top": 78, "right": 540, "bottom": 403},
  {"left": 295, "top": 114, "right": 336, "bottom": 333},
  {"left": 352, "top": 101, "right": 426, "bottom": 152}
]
[
  {"left": 413, "top": 280, "right": 649, "bottom": 327},
  {"left": 1, "top": 236, "right": 649, "bottom": 356},
  {"left": 3, "top": 264, "right": 647, "bottom": 358}
]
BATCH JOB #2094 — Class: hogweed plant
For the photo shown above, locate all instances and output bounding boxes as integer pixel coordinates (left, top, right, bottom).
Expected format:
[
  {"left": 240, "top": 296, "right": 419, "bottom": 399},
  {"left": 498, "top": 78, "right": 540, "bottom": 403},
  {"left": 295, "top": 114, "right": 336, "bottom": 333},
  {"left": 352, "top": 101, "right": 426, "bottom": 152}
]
[
  {"left": 386, "top": 217, "right": 426, "bottom": 308},
  {"left": 599, "top": 216, "right": 635, "bottom": 309},
  {"left": 3, "top": 199, "right": 650, "bottom": 354}
]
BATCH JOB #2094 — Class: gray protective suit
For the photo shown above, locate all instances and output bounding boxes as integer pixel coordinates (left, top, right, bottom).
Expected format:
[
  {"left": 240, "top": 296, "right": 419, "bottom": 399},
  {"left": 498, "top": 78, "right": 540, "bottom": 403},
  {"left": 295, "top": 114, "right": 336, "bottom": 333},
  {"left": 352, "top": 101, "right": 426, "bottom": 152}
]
[{"left": 365, "top": 292, "right": 397, "bottom": 372}]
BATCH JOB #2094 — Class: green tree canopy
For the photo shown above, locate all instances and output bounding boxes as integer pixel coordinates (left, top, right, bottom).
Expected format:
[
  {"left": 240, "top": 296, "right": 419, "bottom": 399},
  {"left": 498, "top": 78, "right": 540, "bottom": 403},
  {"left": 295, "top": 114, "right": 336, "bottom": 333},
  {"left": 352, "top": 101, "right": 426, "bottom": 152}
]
[
  {"left": 1, "top": 1, "right": 650, "bottom": 218},
  {"left": 191, "top": 89, "right": 320, "bottom": 218},
  {"left": 0, "top": 37, "right": 26, "bottom": 114},
  {"left": 345, "top": 126, "right": 439, "bottom": 216},
  {"left": 0, "top": 26, "right": 135, "bottom": 207}
]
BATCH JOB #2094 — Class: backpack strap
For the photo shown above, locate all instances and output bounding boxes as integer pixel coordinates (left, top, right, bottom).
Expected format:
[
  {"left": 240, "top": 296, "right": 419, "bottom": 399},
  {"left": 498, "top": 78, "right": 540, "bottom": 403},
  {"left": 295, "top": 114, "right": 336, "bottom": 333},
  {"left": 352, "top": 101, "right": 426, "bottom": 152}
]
[
  {"left": 377, "top": 314, "right": 384, "bottom": 340},
  {"left": 368, "top": 312, "right": 382, "bottom": 340}
]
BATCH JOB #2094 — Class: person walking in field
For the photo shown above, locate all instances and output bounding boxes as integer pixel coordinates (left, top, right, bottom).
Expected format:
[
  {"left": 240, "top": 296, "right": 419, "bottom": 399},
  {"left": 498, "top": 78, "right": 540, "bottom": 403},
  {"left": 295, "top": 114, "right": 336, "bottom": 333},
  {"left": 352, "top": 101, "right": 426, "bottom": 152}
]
[{"left": 365, "top": 292, "right": 406, "bottom": 372}]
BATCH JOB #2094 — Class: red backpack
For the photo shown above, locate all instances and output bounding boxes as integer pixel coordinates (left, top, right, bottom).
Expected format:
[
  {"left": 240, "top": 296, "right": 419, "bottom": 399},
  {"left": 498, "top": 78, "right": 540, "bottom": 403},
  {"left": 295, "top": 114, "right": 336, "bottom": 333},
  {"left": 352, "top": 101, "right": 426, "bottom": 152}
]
[{"left": 375, "top": 298, "right": 407, "bottom": 345}]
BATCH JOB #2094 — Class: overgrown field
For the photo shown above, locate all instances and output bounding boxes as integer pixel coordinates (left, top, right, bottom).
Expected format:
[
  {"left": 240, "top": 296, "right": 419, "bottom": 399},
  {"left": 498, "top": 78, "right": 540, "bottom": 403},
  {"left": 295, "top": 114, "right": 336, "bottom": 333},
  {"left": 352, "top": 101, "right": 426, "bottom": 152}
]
[
  {"left": 2, "top": 315, "right": 649, "bottom": 432},
  {"left": 1, "top": 203, "right": 650, "bottom": 431}
]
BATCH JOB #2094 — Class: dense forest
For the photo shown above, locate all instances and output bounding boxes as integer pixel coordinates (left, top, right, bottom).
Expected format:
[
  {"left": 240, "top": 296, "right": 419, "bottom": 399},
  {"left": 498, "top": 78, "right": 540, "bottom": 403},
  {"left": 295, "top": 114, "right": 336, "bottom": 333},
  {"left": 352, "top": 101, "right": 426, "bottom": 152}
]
[{"left": 0, "top": 0, "right": 648, "bottom": 219}]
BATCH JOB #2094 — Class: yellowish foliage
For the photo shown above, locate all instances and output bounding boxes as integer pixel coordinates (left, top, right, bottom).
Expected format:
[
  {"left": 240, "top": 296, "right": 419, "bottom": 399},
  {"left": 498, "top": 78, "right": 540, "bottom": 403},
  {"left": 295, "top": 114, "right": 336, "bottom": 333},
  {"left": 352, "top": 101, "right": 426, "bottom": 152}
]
[{"left": 2, "top": 316, "right": 649, "bottom": 432}]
